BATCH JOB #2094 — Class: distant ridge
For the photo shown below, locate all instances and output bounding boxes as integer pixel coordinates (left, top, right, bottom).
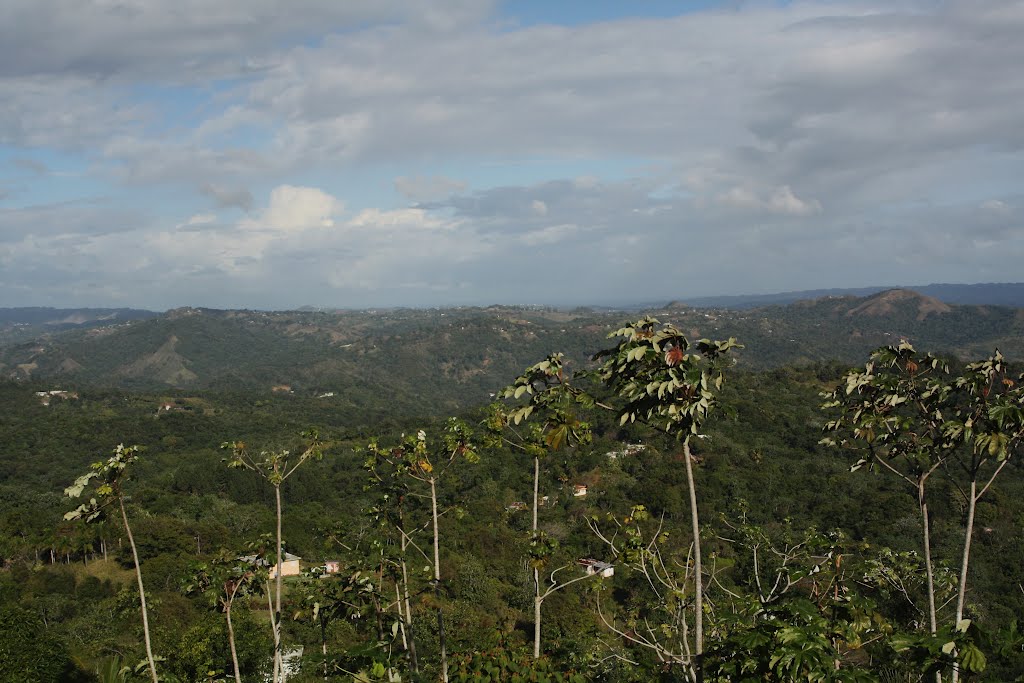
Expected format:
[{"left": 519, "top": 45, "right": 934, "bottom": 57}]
[
  {"left": 0, "top": 307, "right": 160, "bottom": 347},
  {"left": 0, "top": 307, "right": 158, "bottom": 325},
  {"left": 910, "top": 283, "right": 1024, "bottom": 307},
  {"left": 674, "top": 283, "right": 1024, "bottom": 310},
  {"left": 3, "top": 289, "right": 1023, "bottom": 401},
  {"left": 844, "top": 289, "right": 952, "bottom": 321}
]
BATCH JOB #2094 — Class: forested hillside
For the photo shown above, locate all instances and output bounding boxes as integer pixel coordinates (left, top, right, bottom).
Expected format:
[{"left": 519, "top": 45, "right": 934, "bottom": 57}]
[
  {"left": 0, "top": 308, "right": 158, "bottom": 348},
  {"left": 1, "top": 310, "right": 1022, "bottom": 682},
  {"left": 2, "top": 289, "right": 1022, "bottom": 406}
]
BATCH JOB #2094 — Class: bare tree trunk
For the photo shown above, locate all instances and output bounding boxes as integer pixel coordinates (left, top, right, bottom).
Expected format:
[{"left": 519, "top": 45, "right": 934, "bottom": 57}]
[
  {"left": 374, "top": 554, "right": 385, "bottom": 641},
  {"left": 532, "top": 456, "right": 539, "bottom": 533},
  {"left": 951, "top": 479, "right": 979, "bottom": 683},
  {"left": 919, "top": 482, "right": 942, "bottom": 683},
  {"left": 534, "top": 579, "right": 542, "bottom": 659},
  {"left": 399, "top": 530, "right": 418, "bottom": 673},
  {"left": 120, "top": 497, "right": 158, "bottom": 683},
  {"left": 430, "top": 478, "right": 448, "bottom": 683},
  {"left": 274, "top": 484, "right": 284, "bottom": 683},
  {"left": 226, "top": 594, "right": 243, "bottom": 683},
  {"left": 918, "top": 481, "right": 938, "bottom": 635},
  {"left": 268, "top": 582, "right": 280, "bottom": 683},
  {"left": 321, "top": 619, "right": 328, "bottom": 680},
  {"left": 532, "top": 455, "right": 542, "bottom": 660},
  {"left": 682, "top": 439, "right": 703, "bottom": 680},
  {"left": 395, "top": 582, "right": 408, "bottom": 651}
]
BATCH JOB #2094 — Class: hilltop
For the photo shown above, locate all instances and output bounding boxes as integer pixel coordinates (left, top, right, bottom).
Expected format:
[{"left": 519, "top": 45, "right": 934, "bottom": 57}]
[
  {"left": 677, "top": 281, "right": 1024, "bottom": 309},
  {"left": 1, "top": 289, "right": 1021, "bottom": 415},
  {"left": 0, "top": 307, "right": 158, "bottom": 347}
]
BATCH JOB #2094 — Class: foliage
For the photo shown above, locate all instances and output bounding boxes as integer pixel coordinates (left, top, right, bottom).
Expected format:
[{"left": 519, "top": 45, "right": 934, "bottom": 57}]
[
  {"left": 0, "top": 607, "right": 85, "bottom": 683},
  {"left": 450, "top": 648, "right": 588, "bottom": 683},
  {"left": 593, "top": 317, "right": 740, "bottom": 436},
  {"left": 64, "top": 444, "right": 144, "bottom": 524},
  {"left": 3, "top": 318, "right": 1024, "bottom": 681}
]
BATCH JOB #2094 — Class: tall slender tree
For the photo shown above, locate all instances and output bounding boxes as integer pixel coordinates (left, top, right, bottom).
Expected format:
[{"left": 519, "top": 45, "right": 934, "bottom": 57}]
[
  {"left": 223, "top": 430, "right": 323, "bottom": 683},
  {"left": 365, "top": 451, "right": 432, "bottom": 674},
  {"left": 823, "top": 345, "right": 1024, "bottom": 681},
  {"left": 184, "top": 551, "right": 266, "bottom": 683},
  {"left": 943, "top": 351, "right": 1024, "bottom": 682},
  {"left": 821, "top": 342, "right": 953, "bottom": 645},
  {"left": 65, "top": 444, "right": 158, "bottom": 683},
  {"left": 491, "top": 353, "right": 594, "bottom": 659},
  {"left": 594, "top": 318, "right": 740, "bottom": 679},
  {"left": 364, "top": 418, "right": 478, "bottom": 683}
]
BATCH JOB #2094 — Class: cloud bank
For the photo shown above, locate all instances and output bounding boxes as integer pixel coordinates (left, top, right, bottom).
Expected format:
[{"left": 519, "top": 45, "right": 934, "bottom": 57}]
[{"left": 0, "top": 0, "right": 1021, "bottom": 308}]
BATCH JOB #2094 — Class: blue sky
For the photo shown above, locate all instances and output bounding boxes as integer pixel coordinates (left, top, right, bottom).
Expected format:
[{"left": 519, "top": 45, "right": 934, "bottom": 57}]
[{"left": 0, "top": 0, "right": 1021, "bottom": 310}]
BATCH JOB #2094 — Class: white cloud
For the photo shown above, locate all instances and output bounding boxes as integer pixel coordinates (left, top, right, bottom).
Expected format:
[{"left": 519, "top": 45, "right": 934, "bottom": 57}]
[
  {"left": 348, "top": 207, "right": 452, "bottom": 231},
  {"left": 181, "top": 213, "right": 217, "bottom": 227},
  {"left": 980, "top": 199, "right": 1010, "bottom": 215},
  {"left": 717, "top": 185, "right": 821, "bottom": 216},
  {"left": 246, "top": 185, "right": 344, "bottom": 232},
  {"left": 522, "top": 223, "right": 578, "bottom": 246},
  {"left": 767, "top": 186, "right": 822, "bottom": 216},
  {"left": 716, "top": 187, "right": 761, "bottom": 211},
  {"left": 2, "top": 1, "right": 1024, "bottom": 308}
]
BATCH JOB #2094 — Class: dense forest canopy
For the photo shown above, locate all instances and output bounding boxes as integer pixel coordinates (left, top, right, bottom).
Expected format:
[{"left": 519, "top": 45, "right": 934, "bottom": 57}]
[{"left": 1, "top": 294, "right": 1023, "bottom": 682}]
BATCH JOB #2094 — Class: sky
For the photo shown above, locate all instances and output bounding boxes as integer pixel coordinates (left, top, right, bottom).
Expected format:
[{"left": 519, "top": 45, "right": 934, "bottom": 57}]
[{"left": 0, "top": 0, "right": 1022, "bottom": 310}]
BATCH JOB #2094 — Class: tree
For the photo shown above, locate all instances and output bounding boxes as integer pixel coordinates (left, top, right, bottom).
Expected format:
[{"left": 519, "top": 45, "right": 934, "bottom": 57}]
[
  {"left": 184, "top": 551, "right": 267, "bottom": 683},
  {"left": 364, "top": 418, "right": 478, "bottom": 683},
  {"left": 822, "top": 345, "right": 1024, "bottom": 682},
  {"left": 491, "top": 352, "right": 594, "bottom": 659},
  {"left": 223, "top": 430, "right": 324, "bottom": 683},
  {"left": 292, "top": 564, "right": 390, "bottom": 678},
  {"left": 64, "top": 444, "right": 158, "bottom": 683},
  {"left": 587, "top": 504, "right": 697, "bottom": 673},
  {"left": 365, "top": 451, "right": 432, "bottom": 674},
  {"left": 820, "top": 343, "right": 953, "bottom": 642},
  {"left": 943, "top": 351, "right": 1024, "bottom": 682},
  {"left": 0, "top": 607, "right": 83, "bottom": 683},
  {"left": 594, "top": 317, "right": 740, "bottom": 678}
]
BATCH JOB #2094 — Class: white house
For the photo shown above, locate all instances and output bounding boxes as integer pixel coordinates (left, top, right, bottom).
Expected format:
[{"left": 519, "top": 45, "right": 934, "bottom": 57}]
[
  {"left": 578, "top": 558, "right": 614, "bottom": 578},
  {"left": 239, "top": 552, "right": 302, "bottom": 579},
  {"left": 270, "top": 553, "right": 302, "bottom": 579}
]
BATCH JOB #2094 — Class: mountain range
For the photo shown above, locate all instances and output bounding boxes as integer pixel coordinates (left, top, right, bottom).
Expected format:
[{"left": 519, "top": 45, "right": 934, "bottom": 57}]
[{"left": 2, "top": 287, "right": 1022, "bottom": 415}]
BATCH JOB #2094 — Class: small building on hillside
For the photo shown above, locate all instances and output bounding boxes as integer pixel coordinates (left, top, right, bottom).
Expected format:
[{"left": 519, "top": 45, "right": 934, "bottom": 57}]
[
  {"left": 573, "top": 484, "right": 588, "bottom": 498},
  {"left": 36, "top": 389, "right": 79, "bottom": 406},
  {"left": 239, "top": 552, "right": 302, "bottom": 579},
  {"left": 578, "top": 558, "right": 614, "bottom": 578},
  {"left": 605, "top": 443, "right": 647, "bottom": 460},
  {"left": 270, "top": 553, "right": 302, "bottom": 579}
]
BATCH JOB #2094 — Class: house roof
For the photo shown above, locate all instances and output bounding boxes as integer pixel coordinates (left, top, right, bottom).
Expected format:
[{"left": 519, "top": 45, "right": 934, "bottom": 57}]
[
  {"left": 578, "top": 558, "right": 614, "bottom": 570},
  {"left": 239, "top": 552, "right": 301, "bottom": 566}
]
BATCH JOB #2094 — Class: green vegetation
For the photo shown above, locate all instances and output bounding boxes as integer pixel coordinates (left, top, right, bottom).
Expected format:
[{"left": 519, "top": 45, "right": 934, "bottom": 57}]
[
  {"left": 0, "top": 301, "right": 1022, "bottom": 681},
  {"left": 4, "top": 290, "right": 1024, "bottom": 399}
]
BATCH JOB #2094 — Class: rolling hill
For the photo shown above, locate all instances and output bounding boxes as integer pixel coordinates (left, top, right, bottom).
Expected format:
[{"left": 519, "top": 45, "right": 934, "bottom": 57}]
[{"left": 1, "top": 290, "right": 1021, "bottom": 414}]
